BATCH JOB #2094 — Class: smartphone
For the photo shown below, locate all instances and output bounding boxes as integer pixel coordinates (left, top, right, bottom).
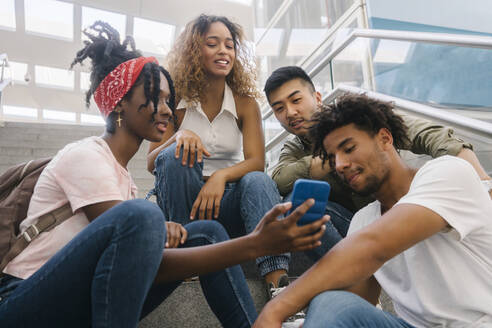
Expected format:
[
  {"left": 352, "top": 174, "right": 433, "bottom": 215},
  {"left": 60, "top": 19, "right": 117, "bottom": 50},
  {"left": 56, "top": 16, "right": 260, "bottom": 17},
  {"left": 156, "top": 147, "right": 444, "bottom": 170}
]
[{"left": 288, "top": 179, "right": 331, "bottom": 226}]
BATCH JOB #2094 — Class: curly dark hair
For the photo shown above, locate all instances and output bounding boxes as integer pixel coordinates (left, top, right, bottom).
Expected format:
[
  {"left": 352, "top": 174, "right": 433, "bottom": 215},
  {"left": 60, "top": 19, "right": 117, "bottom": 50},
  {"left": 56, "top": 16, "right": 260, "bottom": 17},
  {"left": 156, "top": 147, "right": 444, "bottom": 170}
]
[
  {"left": 70, "top": 21, "right": 175, "bottom": 133},
  {"left": 309, "top": 93, "right": 410, "bottom": 167},
  {"left": 166, "top": 14, "right": 259, "bottom": 103}
]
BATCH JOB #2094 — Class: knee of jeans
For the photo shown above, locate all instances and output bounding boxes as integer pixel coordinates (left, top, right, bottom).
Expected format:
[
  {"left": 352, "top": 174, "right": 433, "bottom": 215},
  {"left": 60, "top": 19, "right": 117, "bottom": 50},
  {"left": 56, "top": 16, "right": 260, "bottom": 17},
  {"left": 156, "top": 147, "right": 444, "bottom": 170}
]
[
  {"left": 308, "top": 291, "right": 368, "bottom": 326},
  {"left": 155, "top": 143, "right": 201, "bottom": 173},
  {"left": 155, "top": 144, "right": 179, "bottom": 169},
  {"left": 188, "top": 220, "right": 230, "bottom": 244},
  {"left": 119, "top": 199, "right": 166, "bottom": 239},
  {"left": 240, "top": 171, "right": 277, "bottom": 192}
]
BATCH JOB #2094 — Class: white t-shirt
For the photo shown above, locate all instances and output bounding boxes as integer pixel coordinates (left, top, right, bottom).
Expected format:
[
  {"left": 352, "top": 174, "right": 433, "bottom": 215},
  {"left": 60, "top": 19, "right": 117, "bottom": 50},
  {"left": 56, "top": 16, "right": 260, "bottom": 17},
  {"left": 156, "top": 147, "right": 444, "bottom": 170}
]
[
  {"left": 177, "top": 83, "right": 244, "bottom": 176},
  {"left": 348, "top": 156, "right": 492, "bottom": 328},
  {"left": 4, "top": 136, "right": 138, "bottom": 279}
]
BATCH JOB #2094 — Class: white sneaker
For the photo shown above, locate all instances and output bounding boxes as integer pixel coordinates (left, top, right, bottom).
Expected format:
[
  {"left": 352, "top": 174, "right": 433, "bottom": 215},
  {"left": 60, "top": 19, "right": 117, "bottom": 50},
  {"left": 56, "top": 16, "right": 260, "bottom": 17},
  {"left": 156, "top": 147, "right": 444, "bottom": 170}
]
[
  {"left": 282, "top": 318, "right": 305, "bottom": 328},
  {"left": 267, "top": 275, "right": 306, "bottom": 325}
]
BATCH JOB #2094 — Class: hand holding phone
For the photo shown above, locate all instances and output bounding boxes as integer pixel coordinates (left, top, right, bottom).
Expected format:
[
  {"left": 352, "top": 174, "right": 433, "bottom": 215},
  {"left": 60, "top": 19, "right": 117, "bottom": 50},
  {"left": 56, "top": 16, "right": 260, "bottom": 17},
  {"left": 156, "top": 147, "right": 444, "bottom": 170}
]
[{"left": 288, "top": 179, "right": 331, "bottom": 225}]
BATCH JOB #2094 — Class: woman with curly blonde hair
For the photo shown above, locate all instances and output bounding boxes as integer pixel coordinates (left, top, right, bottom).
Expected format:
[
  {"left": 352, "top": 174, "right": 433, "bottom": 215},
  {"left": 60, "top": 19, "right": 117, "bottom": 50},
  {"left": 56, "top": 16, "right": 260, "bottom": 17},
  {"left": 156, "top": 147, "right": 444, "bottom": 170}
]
[{"left": 147, "top": 14, "right": 289, "bottom": 291}]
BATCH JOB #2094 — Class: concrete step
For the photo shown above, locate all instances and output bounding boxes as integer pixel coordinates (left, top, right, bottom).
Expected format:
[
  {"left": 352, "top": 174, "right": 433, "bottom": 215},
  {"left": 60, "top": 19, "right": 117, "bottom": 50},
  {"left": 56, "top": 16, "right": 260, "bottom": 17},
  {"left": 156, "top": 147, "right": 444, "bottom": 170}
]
[
  {"left": 138, "top": 273, "right": 395, "bottom": 328},
  {"left": 139, "top": 279, "right": 268, "bottom": 328}
]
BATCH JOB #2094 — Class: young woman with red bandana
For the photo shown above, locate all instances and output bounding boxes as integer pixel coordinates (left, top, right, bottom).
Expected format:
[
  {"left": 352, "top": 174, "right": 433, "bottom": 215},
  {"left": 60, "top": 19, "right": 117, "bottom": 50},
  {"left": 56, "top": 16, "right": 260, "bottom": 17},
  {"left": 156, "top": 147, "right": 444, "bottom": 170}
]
[{"left": 0, "top": 22, "right": 327, "bottom": 328}]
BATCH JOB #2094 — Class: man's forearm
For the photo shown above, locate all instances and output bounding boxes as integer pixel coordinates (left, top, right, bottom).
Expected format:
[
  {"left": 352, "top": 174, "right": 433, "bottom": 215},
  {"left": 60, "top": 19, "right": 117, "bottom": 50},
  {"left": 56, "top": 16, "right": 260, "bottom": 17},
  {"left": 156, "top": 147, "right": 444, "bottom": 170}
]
[
  {"left": 264, "top": 203, "right": 448, "bottom": 322},
  {"left": 457, "top": 148, "right": 491, "bottom": 180},
  {"left": 265, "top": 232, "right": 385, "bottom": 320}
]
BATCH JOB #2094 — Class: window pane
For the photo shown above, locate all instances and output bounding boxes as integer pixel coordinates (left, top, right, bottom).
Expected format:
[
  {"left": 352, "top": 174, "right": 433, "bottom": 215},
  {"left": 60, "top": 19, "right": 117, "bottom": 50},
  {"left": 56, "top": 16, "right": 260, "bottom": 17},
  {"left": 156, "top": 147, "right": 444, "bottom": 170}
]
[
  {"left": 80, "top": 72, "right": 91, "bottom": 91},
  {"left": 3, "top": 105, "right": 38, "bottom": 118},
  {"left": 9, "top": 61, "right": 28, "bottom": 84},
  {"left": 35, "top": 65, "right": 74, "bottom": 90},
  {"left": 25, "top": 0, "right": 73, "bottom": 40},
  {"left": 0, "top": 0, "right": 16, "bottom": 30},
  {"left": 133, "top": 17, "right": 175, "bottom": 55},
  {"left": 81, "top": 113, "right": 105, "bottom": 125},
  {"left": 43, "top": 109, "right": 76, "bottom": 122},
  {"left": 82, "top": 7, "right": 126, "bottom": 39}
]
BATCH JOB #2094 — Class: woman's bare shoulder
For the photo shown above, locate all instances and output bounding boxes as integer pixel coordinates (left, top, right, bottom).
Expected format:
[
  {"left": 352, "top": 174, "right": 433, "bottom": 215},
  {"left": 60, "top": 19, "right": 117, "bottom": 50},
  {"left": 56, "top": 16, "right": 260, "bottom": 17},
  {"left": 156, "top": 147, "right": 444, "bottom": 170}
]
[{"left": 233, "top": 94, "right": 260, "bottom": 116}]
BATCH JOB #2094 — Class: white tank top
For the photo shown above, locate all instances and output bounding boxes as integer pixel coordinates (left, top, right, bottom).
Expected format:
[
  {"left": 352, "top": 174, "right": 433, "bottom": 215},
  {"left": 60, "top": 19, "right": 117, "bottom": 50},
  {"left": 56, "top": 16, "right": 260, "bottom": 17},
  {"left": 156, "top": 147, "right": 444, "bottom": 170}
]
[{"left": 177, "top": 83, "right": 244, "bottom": 176}]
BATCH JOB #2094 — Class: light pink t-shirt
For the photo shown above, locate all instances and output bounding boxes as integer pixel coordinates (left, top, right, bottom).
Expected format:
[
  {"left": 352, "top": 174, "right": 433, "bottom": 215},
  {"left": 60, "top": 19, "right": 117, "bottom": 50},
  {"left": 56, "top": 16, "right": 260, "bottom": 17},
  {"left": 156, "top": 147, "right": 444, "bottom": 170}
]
[{"left": 4, "top": 136, "right": 137, "bottom": 279}]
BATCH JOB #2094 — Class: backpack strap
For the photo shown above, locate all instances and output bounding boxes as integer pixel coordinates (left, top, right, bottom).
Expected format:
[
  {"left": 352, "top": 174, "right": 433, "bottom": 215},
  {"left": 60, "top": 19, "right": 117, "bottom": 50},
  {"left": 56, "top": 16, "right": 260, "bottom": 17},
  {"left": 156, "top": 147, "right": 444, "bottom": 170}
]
[
  {"left": 18, "top": 160, "right": 34, "bottom": 181},
  {"left": 0, "top": 203, "right": 73, "bottom": 273}
]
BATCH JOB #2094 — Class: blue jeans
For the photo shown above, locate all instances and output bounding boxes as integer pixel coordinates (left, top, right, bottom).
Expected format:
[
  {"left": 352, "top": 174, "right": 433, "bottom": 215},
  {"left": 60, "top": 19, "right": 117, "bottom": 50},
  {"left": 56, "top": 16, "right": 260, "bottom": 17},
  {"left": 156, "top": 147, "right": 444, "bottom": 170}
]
[
  {"left": 152, "top": 143, "right": 289, "bottom": 276},
  {"left": 0, "top": 199, "right": 257, "bottom": 328},
  {"left": 304, "top": 291, "right": 415, "bottom": 328},
  {"left": 284, "top": 192, "right": 353, "bottom": 262}
]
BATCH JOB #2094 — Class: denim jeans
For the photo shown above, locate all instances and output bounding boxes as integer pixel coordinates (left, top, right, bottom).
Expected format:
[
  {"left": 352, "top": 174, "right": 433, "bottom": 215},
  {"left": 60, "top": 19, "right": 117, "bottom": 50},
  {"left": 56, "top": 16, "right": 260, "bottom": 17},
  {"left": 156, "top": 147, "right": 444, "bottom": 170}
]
[
  {"left": 304, "top": 291, "right": 415, "bottom": 328},
  {"left": 152, "top": 143, "right": 289, "bottom": 276},
  {"left": 284, "top": 192, "right": 353, "bottom": 262},
  {"left": 0, "top": 199, "right": 257, "bottom": 328}
]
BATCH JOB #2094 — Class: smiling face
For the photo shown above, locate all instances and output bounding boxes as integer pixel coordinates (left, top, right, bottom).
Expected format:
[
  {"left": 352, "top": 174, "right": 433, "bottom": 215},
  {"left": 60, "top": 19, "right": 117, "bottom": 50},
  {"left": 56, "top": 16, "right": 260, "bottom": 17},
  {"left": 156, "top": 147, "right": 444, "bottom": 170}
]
[
  {"left": 323, "top": 124, "right": 391, "bottom": 196},
  {"left": 201, "top": 21, "right": 236, "bottom": 78},
  {"left": 268, "top": 78, "right": 322, "bottom": 137},
  {"left": 118, "top": 72, "right": 173, "bottom": 142}
]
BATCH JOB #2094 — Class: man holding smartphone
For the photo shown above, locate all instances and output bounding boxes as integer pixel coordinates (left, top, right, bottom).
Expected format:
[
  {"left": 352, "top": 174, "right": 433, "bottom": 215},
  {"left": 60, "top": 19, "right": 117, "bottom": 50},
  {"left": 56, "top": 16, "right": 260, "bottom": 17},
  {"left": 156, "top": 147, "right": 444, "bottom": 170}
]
[
  {"left": 254, "top": 94, "right": 492, "bottom": 327},
  {"left": 264, "top": 66, "right": 491, "bottom": 243}
]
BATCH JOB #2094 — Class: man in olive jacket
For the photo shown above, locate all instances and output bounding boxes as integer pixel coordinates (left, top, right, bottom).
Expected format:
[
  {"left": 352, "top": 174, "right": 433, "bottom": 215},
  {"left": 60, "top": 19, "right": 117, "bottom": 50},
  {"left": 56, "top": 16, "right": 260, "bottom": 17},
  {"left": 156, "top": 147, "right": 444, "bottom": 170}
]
[{"left": 264, "top": 66, "right": 490, "bottom": 248}]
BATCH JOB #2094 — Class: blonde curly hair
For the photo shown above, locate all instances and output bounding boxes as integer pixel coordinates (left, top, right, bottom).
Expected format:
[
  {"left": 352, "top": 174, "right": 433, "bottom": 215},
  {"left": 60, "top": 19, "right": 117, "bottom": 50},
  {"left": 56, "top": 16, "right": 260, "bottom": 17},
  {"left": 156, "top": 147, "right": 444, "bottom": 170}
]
[{"left": 166, "top": 14, "right": 259, "bottom": 103}]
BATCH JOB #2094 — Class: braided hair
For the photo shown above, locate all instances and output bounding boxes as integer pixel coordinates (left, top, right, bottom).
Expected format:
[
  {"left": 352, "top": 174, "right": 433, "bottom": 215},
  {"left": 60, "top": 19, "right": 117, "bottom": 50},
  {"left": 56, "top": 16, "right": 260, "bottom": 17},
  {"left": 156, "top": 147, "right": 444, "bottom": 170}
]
[{"left": 71, "top": 21, "right": 175, "bottom": 133}]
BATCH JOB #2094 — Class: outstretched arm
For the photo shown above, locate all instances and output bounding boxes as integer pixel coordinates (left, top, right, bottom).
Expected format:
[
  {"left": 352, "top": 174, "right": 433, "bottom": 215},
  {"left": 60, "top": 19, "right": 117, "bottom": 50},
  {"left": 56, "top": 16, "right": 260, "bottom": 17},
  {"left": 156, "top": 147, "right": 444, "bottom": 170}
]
[
  {"left": 254, "top": 203, "right": 448, "bottom": 327},
  {"left": 155, "top": 199, "right": 329, "bottom": 283}
]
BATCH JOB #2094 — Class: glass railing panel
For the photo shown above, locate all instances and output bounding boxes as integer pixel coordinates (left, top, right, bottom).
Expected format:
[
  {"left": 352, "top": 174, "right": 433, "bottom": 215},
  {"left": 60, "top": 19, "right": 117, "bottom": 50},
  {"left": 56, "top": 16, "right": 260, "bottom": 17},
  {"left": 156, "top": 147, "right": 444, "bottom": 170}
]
[
  {"left": 310, "top": 61, "right": 334, "bottom": 97},
  {"left": 263, "top": 112, "right": 284, "bottom": 144},
  {"left": 331, "top": 37, "right": 492, "bottom": 121},
  {"left": 253, "top": 0, "right": 285, "bottom": 28},
  {"left": 255, "top": 0, "right": 358, "bottom": 92},
  {"left": 302, "top": 14, "right": 361, "bottom": 74},
  {"left": 330, "top": 35, "right": 372, "bottom": 90},
  {"left": 265, "top": 138, "right": 285, "bottom": 174},
  {"left": 371, "top": 40, "right": 492, "bottom": 109}
]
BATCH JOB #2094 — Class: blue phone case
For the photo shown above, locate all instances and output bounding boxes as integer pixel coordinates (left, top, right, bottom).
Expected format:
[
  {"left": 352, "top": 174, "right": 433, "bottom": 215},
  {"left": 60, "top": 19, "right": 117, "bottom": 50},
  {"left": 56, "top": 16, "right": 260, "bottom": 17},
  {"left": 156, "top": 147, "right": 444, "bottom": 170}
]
[{"left": 289, "top": 179, "right": 331, "bottom": 225}]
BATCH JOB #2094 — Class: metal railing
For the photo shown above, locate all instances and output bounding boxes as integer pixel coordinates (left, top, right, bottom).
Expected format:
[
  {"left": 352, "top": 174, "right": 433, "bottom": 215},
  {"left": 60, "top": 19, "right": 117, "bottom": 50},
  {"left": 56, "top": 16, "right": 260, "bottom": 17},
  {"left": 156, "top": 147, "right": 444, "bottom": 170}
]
[
  {"left": 263, "top": 28, "right": 492, "bottom": 121},
  {"left": 259, "top": 0, "right": 368, "bottom": 119},
  {"left": 0, "top": 54, "right": 11, "bottom": 92}
]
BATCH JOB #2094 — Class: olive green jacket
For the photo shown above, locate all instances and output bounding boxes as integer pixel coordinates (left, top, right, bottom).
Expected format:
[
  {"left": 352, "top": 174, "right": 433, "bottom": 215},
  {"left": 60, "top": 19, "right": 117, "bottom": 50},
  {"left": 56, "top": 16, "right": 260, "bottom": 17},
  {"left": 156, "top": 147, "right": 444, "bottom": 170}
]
[{"left": 271, "top": 113, "right": 473, "bottom": 212}]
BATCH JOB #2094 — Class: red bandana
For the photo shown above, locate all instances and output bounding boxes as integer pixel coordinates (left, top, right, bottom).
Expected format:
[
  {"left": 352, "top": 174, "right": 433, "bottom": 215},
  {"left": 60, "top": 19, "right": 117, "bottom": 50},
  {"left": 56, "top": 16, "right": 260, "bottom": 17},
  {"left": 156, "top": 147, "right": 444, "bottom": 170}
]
[{"left": 94, "top": 56, "right": 159, "bottom": 118}]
